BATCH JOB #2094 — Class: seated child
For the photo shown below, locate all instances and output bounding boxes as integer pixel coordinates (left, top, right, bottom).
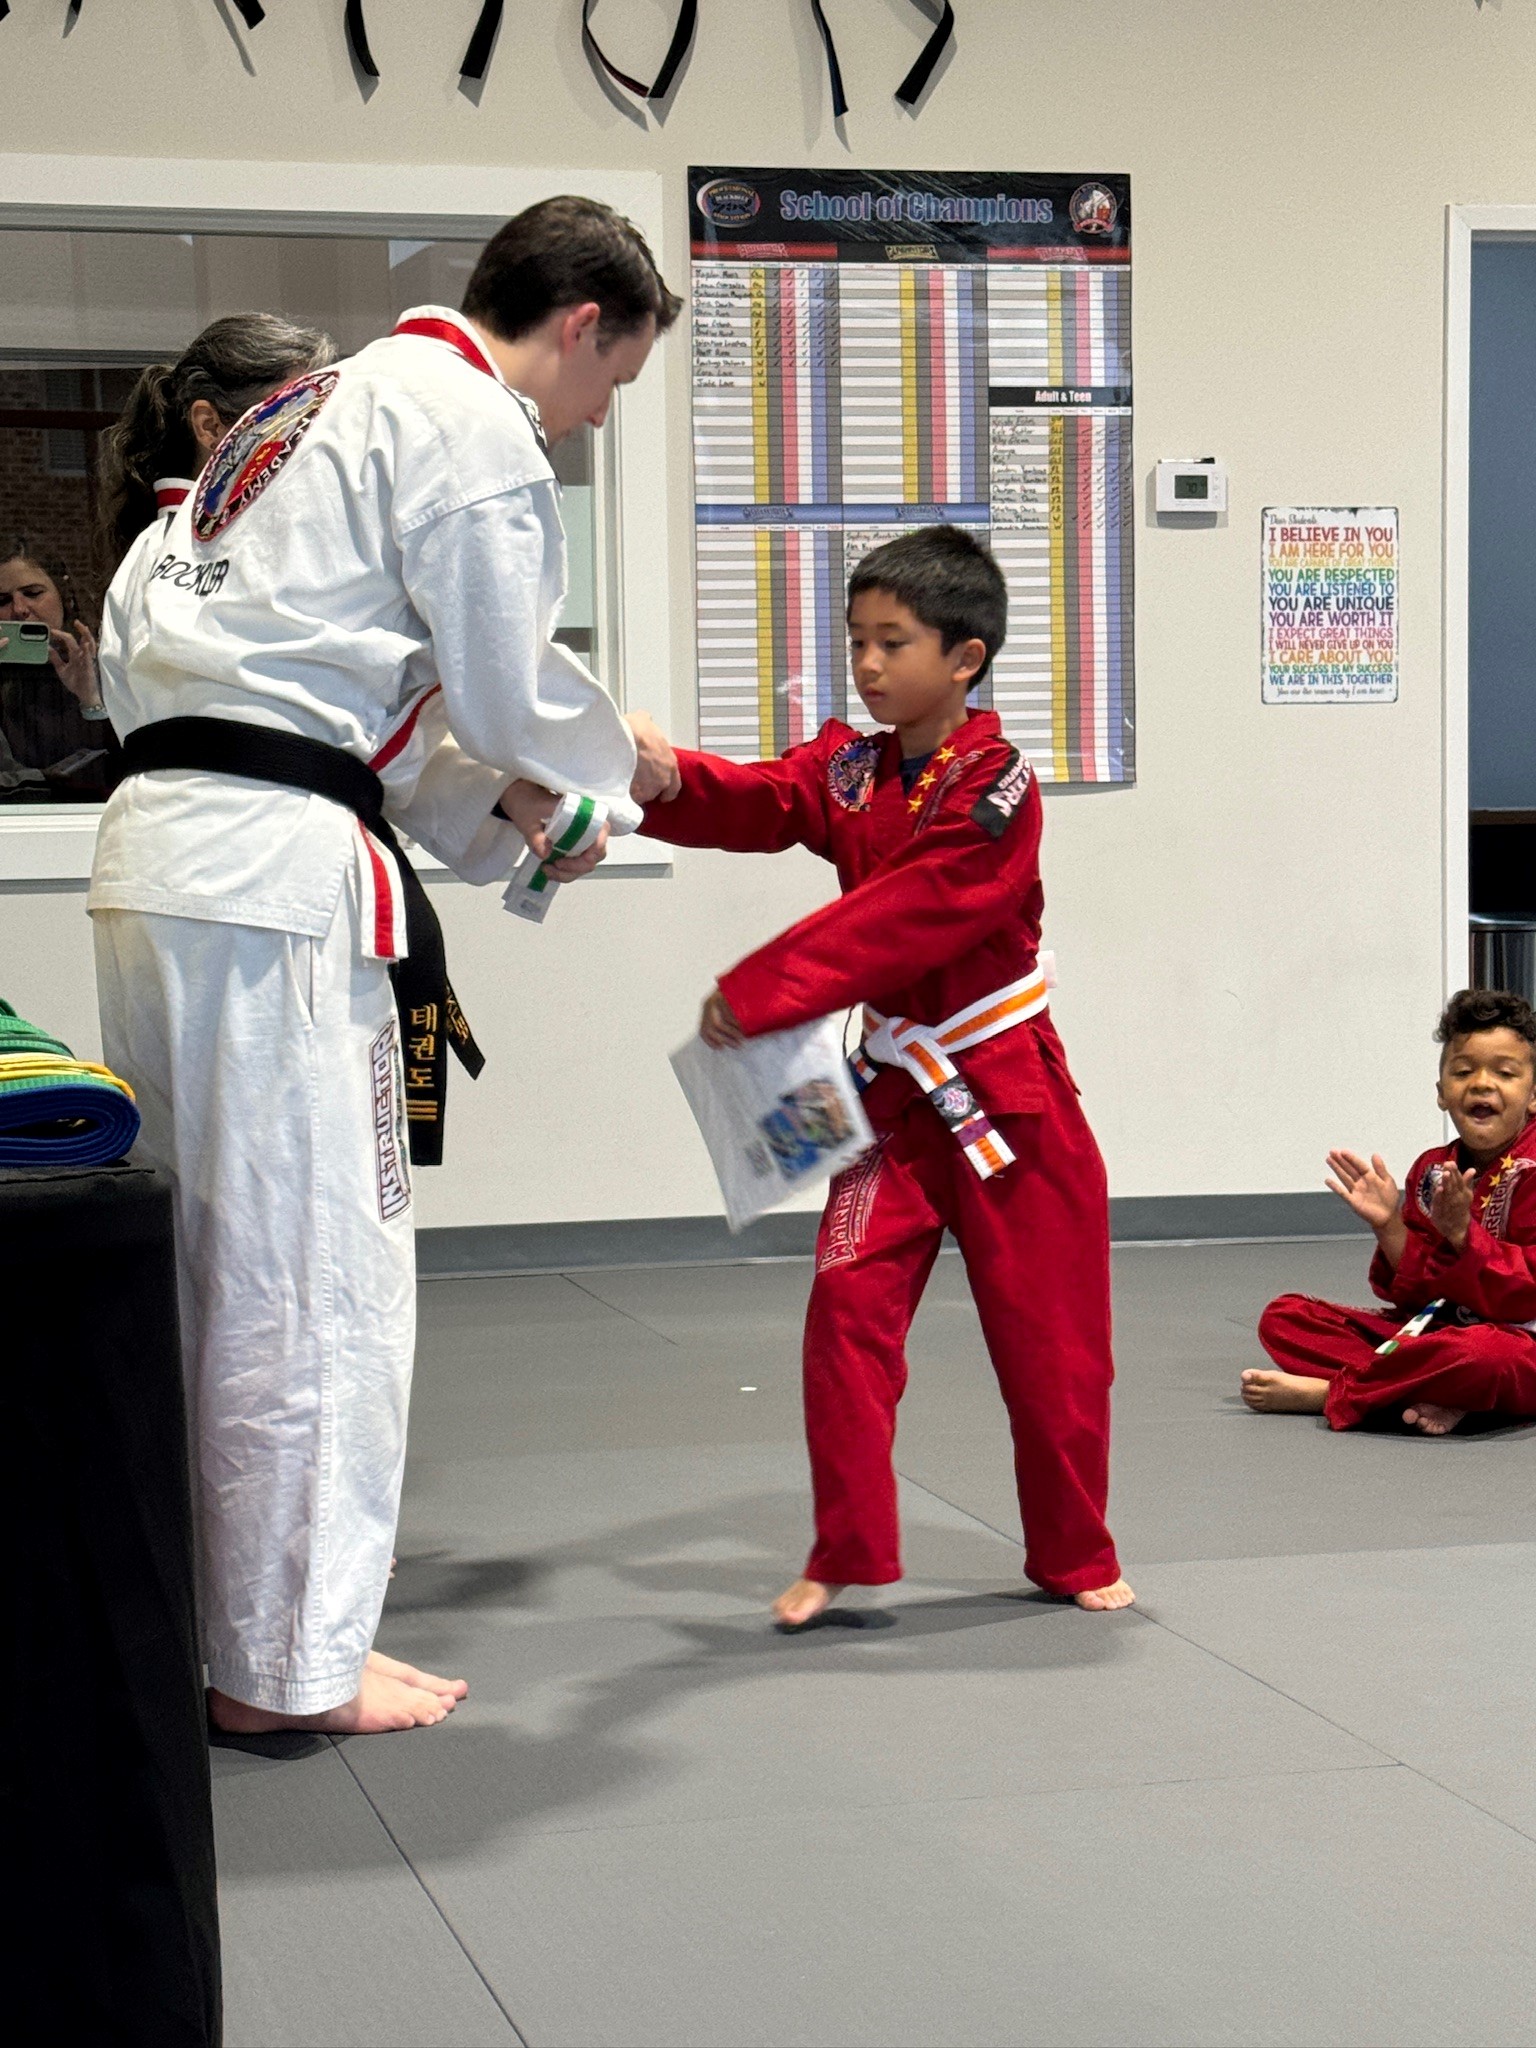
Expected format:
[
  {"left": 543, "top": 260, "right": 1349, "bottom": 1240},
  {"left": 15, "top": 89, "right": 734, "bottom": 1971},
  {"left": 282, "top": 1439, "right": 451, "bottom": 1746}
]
[
  {"left": 1244, "top": 987, "right": 1536, "bottom": 1434},
  {"left": 642, "top": 525, "right": 1133, "bottom": 1624}
]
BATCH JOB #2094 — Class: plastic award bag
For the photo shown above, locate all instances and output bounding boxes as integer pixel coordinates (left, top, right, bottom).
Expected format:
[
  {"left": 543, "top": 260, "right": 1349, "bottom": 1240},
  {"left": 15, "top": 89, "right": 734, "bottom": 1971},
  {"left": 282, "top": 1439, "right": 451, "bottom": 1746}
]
[{"left": 670, "top": 1012, "right": 874, "bottom": 1233}]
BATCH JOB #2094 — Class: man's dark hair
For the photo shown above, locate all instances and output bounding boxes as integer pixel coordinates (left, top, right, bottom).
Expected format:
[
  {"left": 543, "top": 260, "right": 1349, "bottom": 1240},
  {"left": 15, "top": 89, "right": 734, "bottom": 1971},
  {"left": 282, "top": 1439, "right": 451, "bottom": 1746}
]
[
  {"left": 462, "top": 196, "right": 681, "bottom": 346},
  {"left": 1436, "top": 987, "right": 1536, "bottom": 1053},
  {"left": 846, "top": 525, "right": 1008, "bottom": 683}
]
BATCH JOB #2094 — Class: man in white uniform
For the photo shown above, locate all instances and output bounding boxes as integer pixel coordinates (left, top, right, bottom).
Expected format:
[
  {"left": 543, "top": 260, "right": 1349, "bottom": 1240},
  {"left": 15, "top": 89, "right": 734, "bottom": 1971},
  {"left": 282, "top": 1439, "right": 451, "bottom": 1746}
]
[{"left": 92, "top": 197, "right": 681, "bottom": 1735}]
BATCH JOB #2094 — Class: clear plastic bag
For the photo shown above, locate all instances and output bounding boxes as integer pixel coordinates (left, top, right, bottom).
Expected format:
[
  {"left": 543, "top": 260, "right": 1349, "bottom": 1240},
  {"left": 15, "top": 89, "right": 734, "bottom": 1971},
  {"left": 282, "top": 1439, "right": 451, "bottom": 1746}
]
[{"left": 670, "top": 1013, "right": 875, "bottom": 1233}]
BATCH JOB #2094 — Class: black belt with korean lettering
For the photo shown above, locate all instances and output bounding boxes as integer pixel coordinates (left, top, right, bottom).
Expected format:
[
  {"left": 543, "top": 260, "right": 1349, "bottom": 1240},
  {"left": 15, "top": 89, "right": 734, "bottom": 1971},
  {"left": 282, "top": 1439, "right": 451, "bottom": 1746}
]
[{"left": 119, "top": 716, "right": 484, "bottom": 1168}]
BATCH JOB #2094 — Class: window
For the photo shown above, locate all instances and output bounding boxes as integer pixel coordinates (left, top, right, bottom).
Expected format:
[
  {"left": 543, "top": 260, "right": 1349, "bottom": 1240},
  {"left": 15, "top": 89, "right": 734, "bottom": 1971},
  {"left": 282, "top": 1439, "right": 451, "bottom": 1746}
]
[{"left": 0, "top": 225, "right": 617, "bottom": 807}]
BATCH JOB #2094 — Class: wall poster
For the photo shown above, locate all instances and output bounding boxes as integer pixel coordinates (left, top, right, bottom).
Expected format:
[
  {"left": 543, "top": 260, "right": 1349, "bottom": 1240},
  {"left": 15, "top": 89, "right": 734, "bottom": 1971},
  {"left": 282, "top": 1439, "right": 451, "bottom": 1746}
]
[
  {"left": 689, "top": 167, "right": 1134, "bottom": 784},
  {"left": 1261, "top": 507, "right": 1399, "bottom": 704}
]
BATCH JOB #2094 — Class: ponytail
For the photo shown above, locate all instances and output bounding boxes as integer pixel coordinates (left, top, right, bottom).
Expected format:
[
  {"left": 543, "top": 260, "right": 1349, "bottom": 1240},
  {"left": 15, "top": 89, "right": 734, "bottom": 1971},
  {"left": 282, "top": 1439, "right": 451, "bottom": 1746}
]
[
  {"left": 96, "top": 313, "right": 338, "bottom": 565},
  {"left": 96, "top": 361, "right": 184, "bottom": 565}
]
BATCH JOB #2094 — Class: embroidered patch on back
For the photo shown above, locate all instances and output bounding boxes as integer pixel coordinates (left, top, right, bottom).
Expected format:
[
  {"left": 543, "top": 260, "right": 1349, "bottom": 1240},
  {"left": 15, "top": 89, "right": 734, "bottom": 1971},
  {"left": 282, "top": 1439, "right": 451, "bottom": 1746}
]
[
  {"left": 192, "top": 367, "right": 341, "bottom": 541},
  {"left": 827, "top": 735, "right": 880, "bottom": 812},
  {"left": 970, "top": 748, "right": 1034, "bottom": 839}
]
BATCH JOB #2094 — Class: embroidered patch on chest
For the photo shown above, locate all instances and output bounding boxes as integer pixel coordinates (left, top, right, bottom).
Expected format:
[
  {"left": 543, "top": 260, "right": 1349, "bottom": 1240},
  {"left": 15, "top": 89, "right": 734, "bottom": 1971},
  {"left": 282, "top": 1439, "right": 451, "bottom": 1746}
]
[
  {"left": 192, "top": 368, "right": 341, "bottom": 542},
  {"left": 827, "top": 736, "right": 880, "bottom": 812},
  {"left": 970, "top": 748, "right": 1034, "bottom": 839}
]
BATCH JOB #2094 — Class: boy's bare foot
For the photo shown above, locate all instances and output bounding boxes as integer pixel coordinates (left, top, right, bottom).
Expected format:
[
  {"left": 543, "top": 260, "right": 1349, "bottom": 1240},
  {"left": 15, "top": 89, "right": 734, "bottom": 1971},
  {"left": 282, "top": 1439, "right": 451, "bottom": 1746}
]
[
  {"left": 208, "top": 1666, "right": 455, "bottom": 1736},
  {"left": 772, "top": 1578, "right": 844, "bottom": 1627},
  {"left": 1074, "top": 1577, "right": 1136, "bottom": 1611},
  {"left": 367, "top": 1648, "right": 468, "bottom": 1705},
  {"left": 1241, "top": 1368, "right": 1329, "bottom": 1414},
  {"left": 1403, "top": 1401, "right": 1466, "bottom": 1436}
]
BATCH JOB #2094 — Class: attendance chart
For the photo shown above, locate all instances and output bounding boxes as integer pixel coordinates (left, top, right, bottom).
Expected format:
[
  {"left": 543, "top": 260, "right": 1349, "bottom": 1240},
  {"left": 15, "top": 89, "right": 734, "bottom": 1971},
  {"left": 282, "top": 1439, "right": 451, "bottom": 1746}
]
[{"left": 689, "top": 167, "right": 1134, "bottom": 785}]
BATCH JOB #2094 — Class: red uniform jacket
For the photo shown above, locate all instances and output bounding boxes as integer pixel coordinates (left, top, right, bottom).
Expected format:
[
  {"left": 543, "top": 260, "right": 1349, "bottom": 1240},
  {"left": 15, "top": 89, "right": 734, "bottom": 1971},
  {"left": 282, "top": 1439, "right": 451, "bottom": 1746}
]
[
  {"left": 639, "top": 710, "right": 1068, "bottom": 1121},
  {"left": 1372, "top": 1118, "right": 1536, "bottom": 1325}
]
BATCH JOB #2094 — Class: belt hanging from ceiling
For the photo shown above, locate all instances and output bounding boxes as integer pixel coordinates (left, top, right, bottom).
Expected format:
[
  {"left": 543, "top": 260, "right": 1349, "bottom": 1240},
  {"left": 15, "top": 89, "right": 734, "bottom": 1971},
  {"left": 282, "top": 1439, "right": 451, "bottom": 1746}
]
[
  {"left": 50, "top": 0, "right": 266, "bottom": 29},
  {"left": 119, "top": 717, "right": 486, "bottom": 1168},
  {"left": 810, "top": 0, "right": 957, "bottom": 117},
  {"left": 344, "top": 0, "right": 378, "bottom": 76},
  {"left": 581, "top": 0, "right": 698, "bottom": 101},
  {"left": 345, "top": 0, "right": 509, "bottom": 83},
  {"left": 460, "top": 0, "right": 505, "bottom": 80}
]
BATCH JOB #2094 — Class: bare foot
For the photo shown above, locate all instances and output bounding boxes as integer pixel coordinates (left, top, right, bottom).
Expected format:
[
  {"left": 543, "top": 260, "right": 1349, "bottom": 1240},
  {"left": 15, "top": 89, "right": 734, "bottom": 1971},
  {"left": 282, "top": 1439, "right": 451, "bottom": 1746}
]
[
  {"left": 1403, "top": 1401, "right": 1466, "bottom": 1436},
  {"left": 208, "top": 1666, "right": 454, "bottom": 1736},
  {"left": 367, "top": 1648, "right": 468, "bottom": 1705},
  {"left": 1074, "top": 1577, "right": 1136, "bottom": 1611},
  {"left": 772, "top": 1577, "right": 844, "bottom": 1628},
  {"left": 1241, "top": 1368, "right": 1329, "bottom": 1414}
]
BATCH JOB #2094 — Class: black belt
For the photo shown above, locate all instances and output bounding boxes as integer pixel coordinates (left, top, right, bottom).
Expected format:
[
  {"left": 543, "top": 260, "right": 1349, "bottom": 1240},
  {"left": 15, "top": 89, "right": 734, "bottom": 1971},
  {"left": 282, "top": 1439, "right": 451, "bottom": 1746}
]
[{"left": 119, "top": 717, "right": 484, "bottom": 1168}]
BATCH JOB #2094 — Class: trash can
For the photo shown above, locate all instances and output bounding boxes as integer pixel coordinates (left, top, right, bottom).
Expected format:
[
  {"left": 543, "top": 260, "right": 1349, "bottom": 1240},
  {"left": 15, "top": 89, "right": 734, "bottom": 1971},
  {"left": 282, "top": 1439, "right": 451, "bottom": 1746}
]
[{"left": 1470, "top": 913, "right": 1536, "bottom": 1003}]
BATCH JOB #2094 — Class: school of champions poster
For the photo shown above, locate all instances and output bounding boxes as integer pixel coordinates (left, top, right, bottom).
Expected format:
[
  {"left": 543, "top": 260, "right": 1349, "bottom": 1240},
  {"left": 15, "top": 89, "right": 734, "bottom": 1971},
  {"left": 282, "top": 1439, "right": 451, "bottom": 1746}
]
[{"left": 689, "top": 167, "right": 1134, "bottom": 784}]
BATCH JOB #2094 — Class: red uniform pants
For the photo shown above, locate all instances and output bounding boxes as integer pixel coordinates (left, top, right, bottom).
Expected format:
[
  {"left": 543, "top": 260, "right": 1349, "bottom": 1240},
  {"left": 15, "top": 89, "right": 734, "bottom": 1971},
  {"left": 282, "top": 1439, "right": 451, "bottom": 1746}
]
[
  {"left": 802, "top": 1062, "right": 1121, "bottom": 1596},
  {"left": 1259, "top": 1293, "right": 1536, "bottom": 1429}
]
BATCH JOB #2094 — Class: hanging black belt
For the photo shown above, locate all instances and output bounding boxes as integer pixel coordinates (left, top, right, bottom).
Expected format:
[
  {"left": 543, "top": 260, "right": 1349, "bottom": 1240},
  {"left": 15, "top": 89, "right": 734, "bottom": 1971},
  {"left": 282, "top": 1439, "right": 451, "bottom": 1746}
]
[{"left": 119, "top": 716, "right": 484, "bottom": 1168}]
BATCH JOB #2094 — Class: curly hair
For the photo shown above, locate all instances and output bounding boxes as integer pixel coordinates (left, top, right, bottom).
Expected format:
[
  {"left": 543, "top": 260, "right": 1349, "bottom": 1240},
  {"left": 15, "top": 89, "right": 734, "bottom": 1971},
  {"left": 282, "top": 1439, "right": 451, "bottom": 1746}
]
[{"left": 1436, "top": 987, "right": 1536, "bottom": 1050}]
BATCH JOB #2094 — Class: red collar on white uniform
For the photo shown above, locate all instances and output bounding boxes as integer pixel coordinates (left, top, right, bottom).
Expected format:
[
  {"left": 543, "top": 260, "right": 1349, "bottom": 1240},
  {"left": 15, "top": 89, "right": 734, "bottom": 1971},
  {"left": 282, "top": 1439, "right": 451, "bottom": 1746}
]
[
  {"left": 391, "top": 306, "right": 505, "bottom": 385},
  {"left": 154, "top": 476, "right": 193, "bottom": 512},
  {"left": 390, "top": 305, "right": 549, "bottom": 452}
]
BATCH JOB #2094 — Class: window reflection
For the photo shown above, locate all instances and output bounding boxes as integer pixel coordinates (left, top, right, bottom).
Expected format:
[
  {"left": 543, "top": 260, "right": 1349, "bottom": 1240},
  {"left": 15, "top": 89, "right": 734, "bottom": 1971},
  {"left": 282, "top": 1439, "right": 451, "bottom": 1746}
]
[{"left": 0, "top": 229, "right": 610, "bottom": 806}]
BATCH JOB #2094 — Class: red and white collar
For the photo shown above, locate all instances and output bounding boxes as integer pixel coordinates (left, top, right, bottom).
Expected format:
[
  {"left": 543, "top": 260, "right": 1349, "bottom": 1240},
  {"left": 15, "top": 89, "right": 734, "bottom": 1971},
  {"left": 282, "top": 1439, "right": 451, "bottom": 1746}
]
[
  {"left": 391, "top": 305, "right": 507, "bottom": 387},
  {"left": 390, "top": 304, "right": 548, "bottom": 451},
  {"left": 154, "top": 476, "right": 193, "bottom": 512}
]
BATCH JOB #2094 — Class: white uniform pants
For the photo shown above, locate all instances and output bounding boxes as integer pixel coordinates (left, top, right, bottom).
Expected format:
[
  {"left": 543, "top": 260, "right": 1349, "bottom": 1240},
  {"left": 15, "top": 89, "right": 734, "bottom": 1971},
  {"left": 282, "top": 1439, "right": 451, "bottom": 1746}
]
[{"left": 93, "top": 878, "right": 415, "bottom": 1713}]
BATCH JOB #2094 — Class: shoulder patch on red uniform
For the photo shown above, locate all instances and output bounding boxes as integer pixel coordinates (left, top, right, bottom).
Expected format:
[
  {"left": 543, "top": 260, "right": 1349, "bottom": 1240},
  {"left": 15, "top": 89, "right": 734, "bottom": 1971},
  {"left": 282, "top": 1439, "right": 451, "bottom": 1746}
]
[
  {"left": 969, "top": 748, "right": 1033, "bottom": 838},
  {"left": 827, "top": 735, "right": 880, "bottom": 812},
  {"left": 192, "top": 367, "right": 341, "bottom": 542}
]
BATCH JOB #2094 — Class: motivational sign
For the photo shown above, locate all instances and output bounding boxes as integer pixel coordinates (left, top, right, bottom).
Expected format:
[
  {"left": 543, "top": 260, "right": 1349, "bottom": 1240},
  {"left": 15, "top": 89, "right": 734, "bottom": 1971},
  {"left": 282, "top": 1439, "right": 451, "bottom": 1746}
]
[{"left": 1261, "top": 507, "right": 1398, "bottom": 703}]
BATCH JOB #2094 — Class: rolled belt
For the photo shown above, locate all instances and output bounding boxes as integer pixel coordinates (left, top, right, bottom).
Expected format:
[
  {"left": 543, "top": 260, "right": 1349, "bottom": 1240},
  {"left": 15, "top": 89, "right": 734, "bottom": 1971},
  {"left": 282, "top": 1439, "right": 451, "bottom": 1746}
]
[
  {"left": 119, "top": 716, "right": 484, "bottom": 1168},
  {"left": 849, "top": 959, "right": 1055, "bottom": 1180}
]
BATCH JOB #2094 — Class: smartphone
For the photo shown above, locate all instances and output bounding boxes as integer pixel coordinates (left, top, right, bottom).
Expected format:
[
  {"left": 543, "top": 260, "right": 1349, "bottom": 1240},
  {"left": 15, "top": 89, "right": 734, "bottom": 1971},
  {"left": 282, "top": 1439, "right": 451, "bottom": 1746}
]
[{"left": 0, "top": 619, "right": 52, "bottom": 666}]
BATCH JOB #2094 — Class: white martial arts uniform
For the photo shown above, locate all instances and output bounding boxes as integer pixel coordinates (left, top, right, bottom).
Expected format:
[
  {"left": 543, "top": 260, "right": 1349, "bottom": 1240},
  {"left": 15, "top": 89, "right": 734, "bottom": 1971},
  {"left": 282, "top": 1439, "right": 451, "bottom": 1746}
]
[{"left": 92, "top": 310, "right": 638, "bottom": 1712}]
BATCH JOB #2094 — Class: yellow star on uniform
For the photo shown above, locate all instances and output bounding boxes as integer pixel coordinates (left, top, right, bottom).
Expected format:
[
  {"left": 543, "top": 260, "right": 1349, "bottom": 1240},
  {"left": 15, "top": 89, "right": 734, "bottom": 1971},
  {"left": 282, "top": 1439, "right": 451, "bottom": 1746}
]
[
  {"left": 936, "top": 745, "right": 957, "bottom": 763},
  {"left": 1504, "top": 1154, "right": 1518, "bottom": 1169},
  {"left": 907, "top": 793, "right": 924, "bottom": 813},
  {"left": 916, "top": 770, "right": 937, "bottom": 790}
]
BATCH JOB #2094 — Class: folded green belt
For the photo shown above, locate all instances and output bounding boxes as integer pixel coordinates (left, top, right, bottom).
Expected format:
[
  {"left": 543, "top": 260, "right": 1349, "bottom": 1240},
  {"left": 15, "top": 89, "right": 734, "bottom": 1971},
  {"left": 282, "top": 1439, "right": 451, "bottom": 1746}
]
[{"left": 0, "top": 999, "right": 141, "bottom": 1167}]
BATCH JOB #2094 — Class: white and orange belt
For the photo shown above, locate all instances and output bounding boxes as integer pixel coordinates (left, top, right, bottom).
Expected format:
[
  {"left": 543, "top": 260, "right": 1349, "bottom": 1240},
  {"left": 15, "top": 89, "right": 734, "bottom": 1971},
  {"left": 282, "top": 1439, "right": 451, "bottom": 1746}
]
[{"left": 849, "top": 955, "right": 1056, "bottom": 1180}]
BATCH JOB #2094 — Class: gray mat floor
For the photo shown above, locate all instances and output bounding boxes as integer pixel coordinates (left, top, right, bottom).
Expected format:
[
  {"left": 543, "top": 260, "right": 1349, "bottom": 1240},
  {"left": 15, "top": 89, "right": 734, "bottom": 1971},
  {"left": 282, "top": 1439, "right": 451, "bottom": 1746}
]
[{"left": 211, "top": 1238, "right": 1536, "bottom": 2048}]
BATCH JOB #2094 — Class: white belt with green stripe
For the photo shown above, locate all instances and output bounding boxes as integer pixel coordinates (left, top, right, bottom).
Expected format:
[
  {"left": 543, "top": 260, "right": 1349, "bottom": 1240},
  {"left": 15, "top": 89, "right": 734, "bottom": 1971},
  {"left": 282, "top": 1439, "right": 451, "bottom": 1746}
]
[{"left": 503, "top": 790, "right": 609, "bottom": 924}]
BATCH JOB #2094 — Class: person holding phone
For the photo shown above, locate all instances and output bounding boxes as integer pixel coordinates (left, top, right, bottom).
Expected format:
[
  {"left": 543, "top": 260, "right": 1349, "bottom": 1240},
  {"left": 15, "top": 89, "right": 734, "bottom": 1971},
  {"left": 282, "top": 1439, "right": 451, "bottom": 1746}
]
[{"left": 0, "top": 544, "right": 110, "bottom": 796}]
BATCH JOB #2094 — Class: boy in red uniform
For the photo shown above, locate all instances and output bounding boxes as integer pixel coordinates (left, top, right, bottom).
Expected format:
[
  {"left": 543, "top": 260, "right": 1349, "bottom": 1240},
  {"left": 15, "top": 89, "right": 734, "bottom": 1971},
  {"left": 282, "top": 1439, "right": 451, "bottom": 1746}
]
[
  {"left": 1245, "top": 988, "right": 1536, "bottom": 1433},
  {"left": 642, "top": 526, "right": 1133, "bottom": 1624}
]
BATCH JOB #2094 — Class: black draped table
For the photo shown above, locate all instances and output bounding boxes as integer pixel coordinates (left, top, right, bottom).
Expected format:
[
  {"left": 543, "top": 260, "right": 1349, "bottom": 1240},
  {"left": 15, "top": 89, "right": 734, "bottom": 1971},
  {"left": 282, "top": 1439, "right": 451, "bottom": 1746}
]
[{"left": 8, "top": 1161, "right": 221, "bottom": 2045}]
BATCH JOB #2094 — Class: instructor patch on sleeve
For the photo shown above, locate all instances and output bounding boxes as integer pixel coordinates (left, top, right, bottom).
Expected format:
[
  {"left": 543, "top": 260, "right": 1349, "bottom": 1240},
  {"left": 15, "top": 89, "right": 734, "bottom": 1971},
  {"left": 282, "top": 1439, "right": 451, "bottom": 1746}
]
[{"left": 970, "top": 749, "right": 1033, "bottom": 839}]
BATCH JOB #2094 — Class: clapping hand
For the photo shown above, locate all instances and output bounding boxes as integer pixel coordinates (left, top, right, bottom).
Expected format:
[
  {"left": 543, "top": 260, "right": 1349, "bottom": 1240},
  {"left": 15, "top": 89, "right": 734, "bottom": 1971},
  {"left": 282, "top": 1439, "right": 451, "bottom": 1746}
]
[
  {"left": 1324, "top": 1149, "right": 1400, "bottom": 1230},
  {"left": 1428, "top": 1162, "right": 1477, "bottom": 1253}
]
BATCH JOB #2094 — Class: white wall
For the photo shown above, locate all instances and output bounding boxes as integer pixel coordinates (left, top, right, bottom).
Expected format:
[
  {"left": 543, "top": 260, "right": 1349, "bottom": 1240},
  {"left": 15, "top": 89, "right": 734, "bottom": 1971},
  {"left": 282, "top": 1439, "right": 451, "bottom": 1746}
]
[{"left": 1, "top": 0, "right": 1519, "bottom": 1227}]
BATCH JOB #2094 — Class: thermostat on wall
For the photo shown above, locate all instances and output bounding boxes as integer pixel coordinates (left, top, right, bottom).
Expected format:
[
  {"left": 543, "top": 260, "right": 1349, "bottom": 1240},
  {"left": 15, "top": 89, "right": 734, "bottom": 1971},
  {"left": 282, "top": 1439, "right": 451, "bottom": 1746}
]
[{"left": 1155, "top": 457, "right": 1228, "bottom": 513}]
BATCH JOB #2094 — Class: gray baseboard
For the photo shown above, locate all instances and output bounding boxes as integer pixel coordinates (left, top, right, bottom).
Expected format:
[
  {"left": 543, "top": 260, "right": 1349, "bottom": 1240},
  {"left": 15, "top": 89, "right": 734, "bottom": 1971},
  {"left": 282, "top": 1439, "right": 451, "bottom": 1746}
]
[{"left": 416, "top": 1190, "right": 1366, "bottom": 1278}]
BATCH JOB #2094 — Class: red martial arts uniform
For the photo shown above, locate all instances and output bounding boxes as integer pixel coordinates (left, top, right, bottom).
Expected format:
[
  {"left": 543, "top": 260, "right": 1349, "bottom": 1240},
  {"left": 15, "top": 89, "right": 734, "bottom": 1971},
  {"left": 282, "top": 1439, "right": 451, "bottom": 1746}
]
[
  {"left": 641, "top": 711, "right": 1121, "bottom": 1595},
  {"left": 1259, "top": 1120, "right": 1536, "bottom": 1428}
]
